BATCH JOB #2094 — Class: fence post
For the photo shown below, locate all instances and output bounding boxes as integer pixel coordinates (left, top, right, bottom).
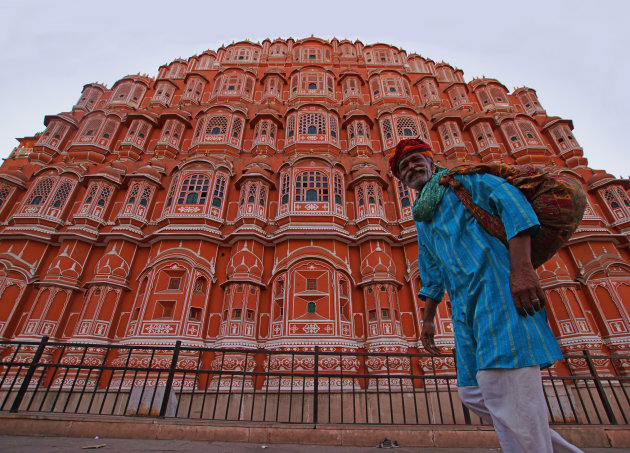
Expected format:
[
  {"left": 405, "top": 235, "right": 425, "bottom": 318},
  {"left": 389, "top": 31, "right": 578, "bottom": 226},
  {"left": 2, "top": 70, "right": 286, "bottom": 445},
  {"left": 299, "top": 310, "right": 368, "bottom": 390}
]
[
  {"left": 10, "top": 336, "right": 49, "bottom": 413},
  {"left": 159, "top": 340, "right": 181, "bottom": 418},
  {"left": 313, "top": 346, "right": 319, "bottom": 425},
  {"left": 583, "top": 349, "right": 617, "bottom": 425}
]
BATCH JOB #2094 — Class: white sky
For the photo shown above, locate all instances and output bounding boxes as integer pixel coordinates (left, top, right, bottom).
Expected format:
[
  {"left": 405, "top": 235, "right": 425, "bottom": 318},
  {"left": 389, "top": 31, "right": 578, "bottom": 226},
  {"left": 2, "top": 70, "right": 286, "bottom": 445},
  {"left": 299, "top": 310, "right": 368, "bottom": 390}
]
[{"left": 1, "top": 0, "right": 628, "bottom": 177}]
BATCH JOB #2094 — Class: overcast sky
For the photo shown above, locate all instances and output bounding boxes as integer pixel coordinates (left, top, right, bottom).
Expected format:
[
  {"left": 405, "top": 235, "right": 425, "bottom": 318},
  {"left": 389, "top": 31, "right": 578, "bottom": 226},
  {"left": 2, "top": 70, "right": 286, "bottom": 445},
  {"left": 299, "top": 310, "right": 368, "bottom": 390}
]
[{"left": 1, "top": 0, "right": 628, "bottom": 177}]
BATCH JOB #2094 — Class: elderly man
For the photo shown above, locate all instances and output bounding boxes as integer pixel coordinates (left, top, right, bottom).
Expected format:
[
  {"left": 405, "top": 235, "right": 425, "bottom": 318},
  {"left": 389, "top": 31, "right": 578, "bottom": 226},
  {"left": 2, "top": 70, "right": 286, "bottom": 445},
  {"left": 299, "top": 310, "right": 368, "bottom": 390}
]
[{"left": 391, "top": 139, "right": 582, "bottom": 453}]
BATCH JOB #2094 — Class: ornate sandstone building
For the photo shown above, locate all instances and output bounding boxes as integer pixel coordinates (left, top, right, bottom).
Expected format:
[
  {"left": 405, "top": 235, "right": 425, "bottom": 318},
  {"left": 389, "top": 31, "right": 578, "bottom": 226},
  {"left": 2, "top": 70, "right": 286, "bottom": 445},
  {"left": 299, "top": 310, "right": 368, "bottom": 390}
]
[{"left": 0, "top": 37, "right": 629, "bottom": 382}]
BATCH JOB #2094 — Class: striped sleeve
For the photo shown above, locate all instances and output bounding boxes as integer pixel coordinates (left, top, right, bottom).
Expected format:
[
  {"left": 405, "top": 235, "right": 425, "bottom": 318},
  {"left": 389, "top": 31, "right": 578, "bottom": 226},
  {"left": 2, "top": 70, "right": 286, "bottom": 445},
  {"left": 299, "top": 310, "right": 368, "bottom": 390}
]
[
  {"left": 459, "top": 173, "right": 540, "bottom": 241},
  {"left": 416, "top": 229, "right": 445, "bottom": 301}
]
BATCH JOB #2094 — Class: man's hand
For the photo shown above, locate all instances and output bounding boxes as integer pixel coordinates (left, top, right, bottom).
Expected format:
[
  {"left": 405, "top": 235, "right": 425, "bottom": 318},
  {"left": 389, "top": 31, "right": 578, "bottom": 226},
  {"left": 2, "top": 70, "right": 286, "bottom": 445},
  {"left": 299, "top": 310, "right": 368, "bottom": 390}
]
[
  {"left": 420, "top": 320, "right": 441, "bottom": 355},
  {"left": 508, "top": 231, "right": 546, "bottom": 317},
  {"left": 510, "top": 265, "right": 546, "bottom": 317},
  {"left": 420, "top": 297, "right": 441, "bottom": 355}
]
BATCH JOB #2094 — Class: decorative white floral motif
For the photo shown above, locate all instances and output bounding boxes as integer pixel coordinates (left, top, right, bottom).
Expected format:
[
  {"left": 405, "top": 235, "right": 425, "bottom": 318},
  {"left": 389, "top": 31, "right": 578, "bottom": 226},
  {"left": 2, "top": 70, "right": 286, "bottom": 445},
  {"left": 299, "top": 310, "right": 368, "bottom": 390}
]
[
  {"left": 142, "top": 323, "right": 175, "bottom": 335},
  {"left": 305, "top": 203, "right": 318, "bottom": 210},
  {"left": 40, "top": 322, "right": 54, "bottom": 335},
  {"left": 177, "top": 206, "right": 201, "bottom": 213},
  {"left": 95, "top": 322, "right": 107, "bottom": 336},
  {"left": 303, "top": 323, "right": 320, "bottom": 334},
  {"left": 186, "top": 324, "right": 200, "bottom": 336},
  {"left": 79, "top": 322, "right": 90, "bottom": 335}
]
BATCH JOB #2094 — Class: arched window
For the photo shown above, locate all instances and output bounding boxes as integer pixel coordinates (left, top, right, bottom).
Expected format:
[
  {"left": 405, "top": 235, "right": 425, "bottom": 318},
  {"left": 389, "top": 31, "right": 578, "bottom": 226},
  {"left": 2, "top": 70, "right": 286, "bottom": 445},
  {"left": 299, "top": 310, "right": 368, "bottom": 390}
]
[
  {"left": 476, "top": 88, "right": 492, "bottom": 107},
  {"left": 517, "top": 120, "right": 542, "bottom": 145},
  {"left": 603, "top": 188, "right": 630, "bottom": 220},
  {"left": 112, "top": 83, "right": 131, "bottom": 103},
  {"left": 120, "top": 182, "right": 154, "bottom": 219},
  {"left": 263, "top": 76, "right": 282, "bottom": 98},
  {"left": 182, "top": 78, "right": 205, "bottom": 103},
  {"left": 50, "top": 182, "right": 72, "bottom": 209},
  {"left": 247, "top": 183, "right": 257, "bottom": 203},
  {"left": 177, "top": 174, "right": 210, "bottom": 206},
  {"left": 127, "top": 185, "right": 139, "bottom": 205},
  {"left": 269, "top": 43, "right": 287, "bottom": 57},
  {"left": 157, "top": 119, "right": 184, "bottom": 150},
  {"left": 253, "top": 120, "right": 277, "bottom": 148},
  {"left": 339, "top": 44, "right": 356, "bottom": 57},
  {"left": 307, "top": 302, "right": 316, "bottom": 313},
  {"left": 380, "top": 118, "right": 395, "bottom": 149},
  {"left": 617, "top": 188, "right": 630, "bottom": 209},
  {"left": 152, "top": 82, "right": 175, "bottom": 106},
  {"left": 367, "top": 184, "right": 376, "bottom": 204},
  {"left": 418, "top": 79, "right": 440, "bottom": 105},
  {"left": 397, "top": 180, "right": 411, "bottom": 208},
  {"left": 371, "top": 79, "right": 380, "bottom": 97},
  {"left": 212, "top": 175, "right": 227, "bottom": 208},
  {"left": 490, "top": 87, "right": 508, "bottom": 105},
  {"left": 439, "top": 121, "right": 463, "bottom": 149},
  {"left": 0, "top": 183, "right": 12, "bottom": 210},
  {"left": 306, "top": 189, "right": 318, "bottom": 201},
  {"left": 334, "top": 174, "right": 343, "bottom": 205},
  {"left": 77, "top": 182, "right": 113, "bottom": 219},
  {"left": 75, "top": 86, "right": 102, "bottom": 111},
  {"left": 471, "top": 123, "right": 497, "bottom": 151},
  {"left": 356, "top": 182, "right": 384, "bottom": 218},
  {"left": 287, "top": 115, "right": 296, "bottom": 140},
  {"left": 196, "top": 54, "right": 215, "bottom": 70},
  {"left": 502, "top": 122, "right": 522, "bottom": 149},
  {"left": 27, "top": 178, "right": 54, "bottom": 205},
  {"left": 295, "top": 171, "right": 329, "bottom": 202},
  {"left": 329, "top": 116, "right": 338, "bottom": 139},
  {"left": 448, "top": 86, "right": 470, "bottom": 107},
  {"left": 19, "top": 176, "right": 76, "bottom": 218},
  {"left": 342, "top": 76, "right": 360, "bottom": 99},
  {"left": 382, "top": 119, "right": 393, "bottom": 139},
  {"left": 207, "top": 116, "right": 228, "bottom": 135},
  {"left": 167, "top": 63, "right": 186, "bottom": 79},
  {"left": 36, "top": 121, "right": 70, "bottom": 150},
  {"left": 298, "top": 113, "right": 326, "bottom": 135},
  {"left": 517, "top": 90, "right": 544, "bottom": 115},
  {"left": 75, "top": 117, "right": 119, "bottom": 149},
  {"left": 396, "top": 117, "right": 418, "bottom": 138},
  {"left": 231, "top": 118, "right": 243, "bottom": 139},
  {"left": 281, "top": 174, "right": 290, "bottom": 205},
  {"left": 122, "top": 119, "right": 151, "bottom": 149}
]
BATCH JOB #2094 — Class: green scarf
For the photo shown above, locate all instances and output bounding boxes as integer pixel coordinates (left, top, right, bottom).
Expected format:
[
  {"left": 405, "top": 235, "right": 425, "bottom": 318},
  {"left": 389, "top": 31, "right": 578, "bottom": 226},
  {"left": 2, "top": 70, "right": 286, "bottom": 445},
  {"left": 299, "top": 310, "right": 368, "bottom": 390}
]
[{"left": 412, "top": 166, "right": 450, "bottom": 222}]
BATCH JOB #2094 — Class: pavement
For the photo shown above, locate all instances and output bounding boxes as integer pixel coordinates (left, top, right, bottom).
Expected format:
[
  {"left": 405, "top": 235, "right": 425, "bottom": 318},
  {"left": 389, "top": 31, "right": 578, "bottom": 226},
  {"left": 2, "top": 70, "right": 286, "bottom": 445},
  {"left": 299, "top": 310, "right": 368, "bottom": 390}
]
[{"left": 1, "top": 436, "right": 629, "bottom": 453}]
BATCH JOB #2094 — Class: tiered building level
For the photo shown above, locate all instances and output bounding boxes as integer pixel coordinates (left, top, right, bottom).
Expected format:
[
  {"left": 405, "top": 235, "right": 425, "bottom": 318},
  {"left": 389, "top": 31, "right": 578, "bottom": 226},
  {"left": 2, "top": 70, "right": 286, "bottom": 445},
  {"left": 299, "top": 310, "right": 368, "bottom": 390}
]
[{"left": 0, "top": 37, "right": 629, "bottom": 382}]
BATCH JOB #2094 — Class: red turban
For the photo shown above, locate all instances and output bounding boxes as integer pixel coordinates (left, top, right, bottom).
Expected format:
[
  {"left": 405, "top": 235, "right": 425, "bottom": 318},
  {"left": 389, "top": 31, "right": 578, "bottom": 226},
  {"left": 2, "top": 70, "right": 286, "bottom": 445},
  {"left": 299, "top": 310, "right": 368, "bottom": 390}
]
[{"left": 389, "top": 138, "right": 434, "bottom": 179}]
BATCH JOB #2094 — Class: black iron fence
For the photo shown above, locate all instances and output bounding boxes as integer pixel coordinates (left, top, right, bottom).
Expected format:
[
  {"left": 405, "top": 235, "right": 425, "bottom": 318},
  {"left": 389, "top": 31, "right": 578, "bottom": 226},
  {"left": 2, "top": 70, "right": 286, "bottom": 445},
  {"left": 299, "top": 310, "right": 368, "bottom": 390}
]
[{"left": 0, "top": 337, "right": 629, "bottom": 426}]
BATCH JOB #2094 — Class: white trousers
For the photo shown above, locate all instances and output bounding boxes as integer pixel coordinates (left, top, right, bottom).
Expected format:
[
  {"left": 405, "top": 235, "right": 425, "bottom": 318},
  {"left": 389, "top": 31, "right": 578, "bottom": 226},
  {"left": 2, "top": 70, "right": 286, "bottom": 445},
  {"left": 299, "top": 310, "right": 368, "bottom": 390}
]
[{"left": 458, "top": 366, "right": 583, "bottom": 453}]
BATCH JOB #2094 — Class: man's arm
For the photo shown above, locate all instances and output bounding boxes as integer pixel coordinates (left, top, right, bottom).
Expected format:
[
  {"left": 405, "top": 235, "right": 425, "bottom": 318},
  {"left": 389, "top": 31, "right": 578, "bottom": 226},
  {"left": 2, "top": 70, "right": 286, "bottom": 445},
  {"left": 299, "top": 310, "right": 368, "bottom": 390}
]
[
  {"left": 420, "top": 297, "right": 441, "bottom": 355},
  {"left": 460, "top": 174, "right": 545, "bottom": 317},
  {"left": 508, "top": 230, "right": 547, "bottom": 317},
  {"left": 415, "top": 225, "right": 445, "bottom": 355}
]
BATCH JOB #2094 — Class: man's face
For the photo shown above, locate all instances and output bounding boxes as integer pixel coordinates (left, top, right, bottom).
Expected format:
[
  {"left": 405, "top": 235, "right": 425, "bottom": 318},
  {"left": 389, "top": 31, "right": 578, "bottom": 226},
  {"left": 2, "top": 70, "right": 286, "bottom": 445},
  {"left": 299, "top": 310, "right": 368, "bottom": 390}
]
[{"left": 397, "top": 152, "right": 434, "bottom": 191}]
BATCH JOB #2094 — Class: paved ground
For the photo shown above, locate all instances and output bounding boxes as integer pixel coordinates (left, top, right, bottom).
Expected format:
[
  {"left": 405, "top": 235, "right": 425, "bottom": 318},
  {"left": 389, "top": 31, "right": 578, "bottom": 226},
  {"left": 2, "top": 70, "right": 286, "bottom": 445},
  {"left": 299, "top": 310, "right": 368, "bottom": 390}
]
[{"left": 0, "top": 436, "right": 629, "bottom": 453}]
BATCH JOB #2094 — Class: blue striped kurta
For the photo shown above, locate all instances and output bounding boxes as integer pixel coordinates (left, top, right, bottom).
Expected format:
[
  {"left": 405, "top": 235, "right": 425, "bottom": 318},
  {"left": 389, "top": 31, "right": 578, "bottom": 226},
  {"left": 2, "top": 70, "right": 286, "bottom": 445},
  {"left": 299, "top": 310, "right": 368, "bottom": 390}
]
[{"left": 416, "top": 173, "right": 563, "bottom": 386}]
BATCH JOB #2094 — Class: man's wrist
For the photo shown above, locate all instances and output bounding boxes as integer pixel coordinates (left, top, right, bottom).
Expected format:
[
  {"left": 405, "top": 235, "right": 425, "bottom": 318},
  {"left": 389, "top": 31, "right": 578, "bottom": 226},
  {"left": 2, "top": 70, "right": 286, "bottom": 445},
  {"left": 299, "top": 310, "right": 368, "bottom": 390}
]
[
  {"left": 509, "top": 231, "right": 533, "bottom": 269},
  {"left": 422, "top": 297, "right": 439, "bottom": 323}
]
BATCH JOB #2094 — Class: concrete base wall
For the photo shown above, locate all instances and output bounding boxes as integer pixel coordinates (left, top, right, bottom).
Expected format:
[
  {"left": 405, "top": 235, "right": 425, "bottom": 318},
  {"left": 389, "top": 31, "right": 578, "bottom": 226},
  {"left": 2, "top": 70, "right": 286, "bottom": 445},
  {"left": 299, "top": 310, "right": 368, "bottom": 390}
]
[{"left": 0, "top": 413, "right": 629, "bottom": 448}]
